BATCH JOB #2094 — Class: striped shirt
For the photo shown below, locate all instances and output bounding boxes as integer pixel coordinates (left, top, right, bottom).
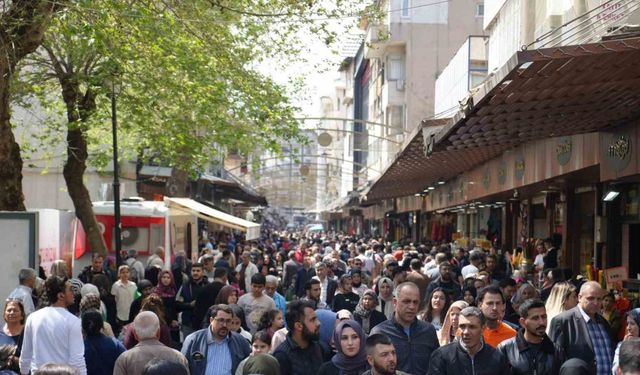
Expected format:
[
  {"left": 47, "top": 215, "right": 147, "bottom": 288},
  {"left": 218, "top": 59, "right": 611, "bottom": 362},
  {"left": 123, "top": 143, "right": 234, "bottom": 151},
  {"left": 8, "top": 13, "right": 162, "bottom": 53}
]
[{"left": 205, "top": 333, "right": 232, "bottom": 375}]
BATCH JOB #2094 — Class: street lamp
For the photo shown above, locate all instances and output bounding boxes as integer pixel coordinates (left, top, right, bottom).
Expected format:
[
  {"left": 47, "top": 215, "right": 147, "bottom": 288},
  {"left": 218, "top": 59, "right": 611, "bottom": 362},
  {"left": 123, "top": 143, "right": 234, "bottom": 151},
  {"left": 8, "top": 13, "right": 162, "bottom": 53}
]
[{"left": 107, "top": 76, "right": 122, "bottom": 267}]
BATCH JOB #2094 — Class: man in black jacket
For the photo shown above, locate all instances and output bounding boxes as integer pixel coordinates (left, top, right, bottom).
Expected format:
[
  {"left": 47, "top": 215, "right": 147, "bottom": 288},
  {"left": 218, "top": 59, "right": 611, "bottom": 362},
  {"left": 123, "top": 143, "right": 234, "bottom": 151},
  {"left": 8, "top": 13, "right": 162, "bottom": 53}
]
[
  {"left": 497, "top": 299, "right": 563, "bottom": 375},
  {"left": 428, "top": 306, "right": 510, "bottom": 375},
  {"left": 273, "top": 300, "right": 324, "bottom": 375},
  {"left": 371, "top": 282, "right": 439, "bottom": 375},
  {"left": 176, "top": 263, "right": 208, "bottom": 335}
]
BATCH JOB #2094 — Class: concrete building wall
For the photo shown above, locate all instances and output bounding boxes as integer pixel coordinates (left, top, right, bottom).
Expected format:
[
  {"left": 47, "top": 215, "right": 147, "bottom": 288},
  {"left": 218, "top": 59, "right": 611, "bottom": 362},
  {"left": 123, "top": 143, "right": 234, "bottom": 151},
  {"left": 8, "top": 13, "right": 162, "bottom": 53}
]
[{"left": 363, "top": 0, "right": 485, "bottom": 181}]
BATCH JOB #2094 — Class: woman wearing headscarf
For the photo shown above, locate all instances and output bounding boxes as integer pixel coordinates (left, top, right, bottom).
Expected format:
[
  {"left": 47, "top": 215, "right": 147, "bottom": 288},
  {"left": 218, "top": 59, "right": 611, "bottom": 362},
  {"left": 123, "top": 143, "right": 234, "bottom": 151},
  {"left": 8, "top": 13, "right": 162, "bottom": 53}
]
[
  {"left": 612, "top": 308, "right": 640, "bottom": 374},
  {"left": 242, "top": 353, "right": 281, "bottom": 375},
  {"left": 375, "top": 277, "right": 394, "bottom": 319},
  {"left": 79, "top": 294, "right": 115, "bottom": 337},
  {"left": 437, "top": 300, "right": 468, "bottom": 346},
  {"left": 154, "top": 270, "right": 179, "bottom": 344},
  {"left": 318, "top": 320, "right": 369, "bottom": 375},
  {"left": 353, "top": 290, "right": 386, "bottom": 335}
]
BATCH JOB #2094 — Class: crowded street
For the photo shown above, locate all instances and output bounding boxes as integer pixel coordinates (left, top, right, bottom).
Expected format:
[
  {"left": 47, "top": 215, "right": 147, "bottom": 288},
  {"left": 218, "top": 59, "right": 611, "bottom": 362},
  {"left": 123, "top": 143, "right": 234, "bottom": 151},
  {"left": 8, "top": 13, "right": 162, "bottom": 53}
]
[{"left": 1, "top": 0, "right": 640, "bottom": 375}]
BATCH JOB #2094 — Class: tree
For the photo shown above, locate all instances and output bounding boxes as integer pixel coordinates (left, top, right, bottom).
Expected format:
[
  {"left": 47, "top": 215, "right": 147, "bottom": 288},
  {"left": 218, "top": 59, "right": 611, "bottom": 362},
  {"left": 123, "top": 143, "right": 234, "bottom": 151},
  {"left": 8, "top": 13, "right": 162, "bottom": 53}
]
[
  {"left": 0, "top": 1, "right": 64, "bottom": 211},
  {"left": 17, "top": 0, "right": 369, "bottom": 255}
]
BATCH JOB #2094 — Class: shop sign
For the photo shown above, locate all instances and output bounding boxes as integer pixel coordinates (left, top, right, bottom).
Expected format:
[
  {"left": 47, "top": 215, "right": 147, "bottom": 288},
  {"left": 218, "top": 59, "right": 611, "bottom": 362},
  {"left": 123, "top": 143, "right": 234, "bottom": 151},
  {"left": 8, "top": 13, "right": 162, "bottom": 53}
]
[
  {"left": 605, "top": 266, "right": 627, "bottom": 289},
  {"left": 448, "top": 186, "right": 454, "bottom": 203},
  {"left": 497, "top": 160, "right": 507, "bottom": 185},
  {"left": 604, "top": 132, "right": 632, "bottom": 172},
  {"left": 459, "top": 179, "right": 465, "bottom": 198},
  {"left": 556, "top": 137, "right": 572, "bottom": 166},
  {"left": 482, "top": 167, "right": 491, "bottom": 190},
  {"left": 514, "top": 156, "right": 525, "bottom": 180}
]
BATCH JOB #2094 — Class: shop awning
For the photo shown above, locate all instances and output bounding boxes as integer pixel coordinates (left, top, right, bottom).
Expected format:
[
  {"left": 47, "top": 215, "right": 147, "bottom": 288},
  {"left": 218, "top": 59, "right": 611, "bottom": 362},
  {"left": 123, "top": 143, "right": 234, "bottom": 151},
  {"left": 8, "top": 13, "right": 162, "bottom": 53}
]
[
  {"left": 164, "top": 197, "right": 261, "bottom": 240},
  {"left": 435, "top": 36, "right": 640, "bottom": 151},
  {"left": 365, "top": 36, "right": 640, "bottom": 203}
]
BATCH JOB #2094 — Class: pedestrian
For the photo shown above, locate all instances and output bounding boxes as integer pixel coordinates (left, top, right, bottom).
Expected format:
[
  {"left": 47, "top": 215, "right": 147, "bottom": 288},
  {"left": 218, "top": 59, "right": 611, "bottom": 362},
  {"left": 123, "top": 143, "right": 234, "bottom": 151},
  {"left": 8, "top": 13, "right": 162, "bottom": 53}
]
[
  {"left": 122, "top": 295, "right": 172, "bottom": 349},
  {"left": 428, "top": 306, "right": 510, "bottom": 375},
  {"left": 141, "top": 359, "right": 188, "bottom": 375},
  {"left": 361, "top": 334, "right": 410, "bottom": 375},
  {"left": 332, "top": 275, "right": 360, "bottom": 313},
  {"left": 350, "top": 269, "right": 367, "bottom": 297},
  {"left": 318, "top": 320, "right": 368, "bottom": 375},
  {"left": 19, "top": 276, "right": 86, "bottom": 375},
  {"left": 313, "top": 262, "right": 338, "bottom": 308},
  {"left": 370, "top": 282, "right": 439, "bottom": 375},
  {"left": 545, "top": 282, "right": 578, "bottom": 335},
  {"left": 438, "top": 300, "right": 469, "bottom": 346},
  {"left": 81, "top": 310, "right": 125, "bottom": 375},
  {"left": 242, "top": 354, "right": 281, "bottom": 375},
  {"left": 462, "top": 286, "right": 477, "bottom": 307},
  {"left": 0, "top": 300, "right": 24, "bottom": 373},
  {"left": 235, "top": 330, "right": 272, "bottom": 375},
  {"left": 548, "top": 281, "right": 614, "bottom": 375},
  {"left": 176, "top": 262, "right": 208, "bottom": 335},
  {"left": 124, "top": 250, "right": 145, "bottom": 283},
  {"left": 228, "top": 305, "right": 253, "bottom": 341},
  {"left": 602, "top": 292, "right": 622, "bottom": 344},
  {"left": 353, "top": 290, "right": 386, "bottom": 335},
  {"left": 300, "top": 279, "right": 323, "bottom": 310},
  {"left": 194, "top": 267, "right": 227, "bottom": 330},
  {"left": 375, "top": 277, "right": 395, "bottom": 319},
  {"left": 425, "top": 262, "right": 461, "bottom": 302},
  {"left": 181, "top": 304, "right": 251, "bottom": 375},
  {"left": 282, "top": 251, "right": 300, "bottom": 291},
  {"left": 612, "top": 308, "right": 640, "bottom": 374},
  {"left": 497, "top": 299, "right": 563, "bottom": 375},
  {"left": 616, "top": 339, "right": 640, "bottom": 375},
  {"left": 294, "top": 257, "right": 315, "bottom": 298},
  {"left": 127, "top": 279, "right": 154, "bottom": 322},
  {"left": 110, "top": 265, "right": 137, "bottom": 330},
  {"left": 215, "top": 285, "right": 239, "bottom": 305},
  {"left": 477, "top": 286, "right": 517, "bottom": 347},
  {"left": 146, "top": 246, "right": 165, "bottom": 270},
  {"left": 237, "top": 274, "right": 277, "bottom": 333},
  {"left": 422, "top": 287, "right": 451, "bottom": 331},
  {"left": 114, "top": 311, "right": 188, "bottom": 375},
  {"left": 273, "top": 300, "right": 324, "bottom": 375},
  {"left": 236, "top": 251, "right": 260, "bottom": 293},
  {"left": 7, "top": 269, "right": 36, "bottom": 316},
  {"left": 78, "top": 254, "right": 107, "bottom": 284},
  {"left": 153, "top": 270, "right": 179, "bottom": 343},
  {"left": 256, "top": 309, "right": 285, "bottom": 338},
  {"left": 264, "top": 275, "right": 287, "bottom": 321},
  {"left": 79, "top": 293, "right": 114, "bottom": 337}
]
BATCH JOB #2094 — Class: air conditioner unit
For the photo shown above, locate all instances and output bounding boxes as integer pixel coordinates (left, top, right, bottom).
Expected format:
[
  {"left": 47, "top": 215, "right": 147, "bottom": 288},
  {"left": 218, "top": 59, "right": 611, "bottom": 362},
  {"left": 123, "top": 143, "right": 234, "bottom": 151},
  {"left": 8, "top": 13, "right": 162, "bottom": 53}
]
[{"left": 396, "top": 79, "right": 405, "bottom": 91}]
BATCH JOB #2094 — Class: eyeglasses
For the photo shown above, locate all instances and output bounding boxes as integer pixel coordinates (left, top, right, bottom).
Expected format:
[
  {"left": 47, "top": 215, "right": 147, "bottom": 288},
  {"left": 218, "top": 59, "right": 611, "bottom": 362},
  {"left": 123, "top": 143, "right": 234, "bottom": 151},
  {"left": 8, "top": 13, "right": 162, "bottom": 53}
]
[{"left": 213, "top": 318, "right": 233, "bottom": 326}]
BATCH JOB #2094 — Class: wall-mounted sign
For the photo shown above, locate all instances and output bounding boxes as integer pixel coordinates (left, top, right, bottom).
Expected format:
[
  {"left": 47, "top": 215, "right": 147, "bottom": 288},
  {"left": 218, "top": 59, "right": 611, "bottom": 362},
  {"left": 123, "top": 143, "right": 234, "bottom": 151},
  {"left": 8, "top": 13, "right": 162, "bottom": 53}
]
[
  {"left": 514, "top": 155, "right": 525, "bottom": 180},
  {"left": 497, "top": 160, "right": 507, "bottom": 185},
  {"left": 556, "top": 136, "right": 572, "bottom": 166},
  {"left": 604, "top": 132, "right": 632, "bottom": 172},
  {"left": 482, "top": 167, "right": 491, "bottom": 190},
  {"left": 459, "top": 179, "right": 465, "bottom": 199},
  {"left": 448, "top": 185, "right": 454, "bottom": 203}
]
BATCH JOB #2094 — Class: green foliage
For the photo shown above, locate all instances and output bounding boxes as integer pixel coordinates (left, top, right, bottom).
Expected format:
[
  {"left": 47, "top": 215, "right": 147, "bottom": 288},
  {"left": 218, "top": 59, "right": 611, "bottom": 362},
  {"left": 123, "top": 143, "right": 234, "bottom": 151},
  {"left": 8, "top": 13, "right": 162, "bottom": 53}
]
[{"left": 15, "top": 0, "right": 369, "bottom": 174}]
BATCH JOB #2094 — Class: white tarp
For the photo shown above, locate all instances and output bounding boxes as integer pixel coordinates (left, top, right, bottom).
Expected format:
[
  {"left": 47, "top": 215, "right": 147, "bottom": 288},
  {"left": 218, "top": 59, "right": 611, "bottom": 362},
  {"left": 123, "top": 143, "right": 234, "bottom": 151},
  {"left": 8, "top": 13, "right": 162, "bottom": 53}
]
[{"left": 164, "top": 197, "right": 261, "bottom": 240}]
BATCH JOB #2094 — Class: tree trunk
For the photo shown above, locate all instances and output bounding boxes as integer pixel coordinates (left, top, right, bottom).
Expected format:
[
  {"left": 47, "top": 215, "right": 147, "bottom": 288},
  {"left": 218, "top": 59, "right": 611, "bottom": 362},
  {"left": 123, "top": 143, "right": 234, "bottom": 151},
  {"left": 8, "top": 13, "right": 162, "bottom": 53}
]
[
  {"left": 0, "top": 0, "right": 61, "bottom": 210},
  {"left": 60, "top": 78, "right": 107, "bottom": 256},
  {"left": 0, "top": 69, "right": 26, "bottom": 210}
]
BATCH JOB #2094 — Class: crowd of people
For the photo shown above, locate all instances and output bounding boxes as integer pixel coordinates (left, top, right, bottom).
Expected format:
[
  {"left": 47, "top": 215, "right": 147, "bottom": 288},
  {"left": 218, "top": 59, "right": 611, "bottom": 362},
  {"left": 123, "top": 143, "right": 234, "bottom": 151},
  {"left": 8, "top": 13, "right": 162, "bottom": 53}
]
[{"left": 1, "top": 232, "right": 640, "bottom": 375}]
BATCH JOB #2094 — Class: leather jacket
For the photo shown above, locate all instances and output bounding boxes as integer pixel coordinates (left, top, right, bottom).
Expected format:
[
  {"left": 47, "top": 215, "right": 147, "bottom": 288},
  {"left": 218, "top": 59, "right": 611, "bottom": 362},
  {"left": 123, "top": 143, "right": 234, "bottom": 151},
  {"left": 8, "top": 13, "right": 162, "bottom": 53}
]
[{"left": 497, "top": 329, "right": 563, "bottom": 375}]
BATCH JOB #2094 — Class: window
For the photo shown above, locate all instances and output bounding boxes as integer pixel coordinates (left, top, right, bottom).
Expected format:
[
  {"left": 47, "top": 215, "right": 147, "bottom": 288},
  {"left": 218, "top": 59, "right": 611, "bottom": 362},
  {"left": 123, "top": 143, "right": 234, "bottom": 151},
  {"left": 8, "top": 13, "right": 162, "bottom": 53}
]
[
  {"left": 402, "top": 0, "right": 410, "bottom": 18},
  {"left": 387, "top": 55, "right": 405, "bottom": 81},
  {"left": 476, "top": 3, "right": 484, "bottom": 17}
]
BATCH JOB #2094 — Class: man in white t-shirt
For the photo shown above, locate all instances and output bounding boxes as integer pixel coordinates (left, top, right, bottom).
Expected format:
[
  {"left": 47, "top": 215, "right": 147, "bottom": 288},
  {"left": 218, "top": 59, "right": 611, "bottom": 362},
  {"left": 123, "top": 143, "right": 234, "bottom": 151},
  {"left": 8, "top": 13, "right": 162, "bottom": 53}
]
[{"left": 20, "top": 276, "right": 86, "bottom": 375}]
